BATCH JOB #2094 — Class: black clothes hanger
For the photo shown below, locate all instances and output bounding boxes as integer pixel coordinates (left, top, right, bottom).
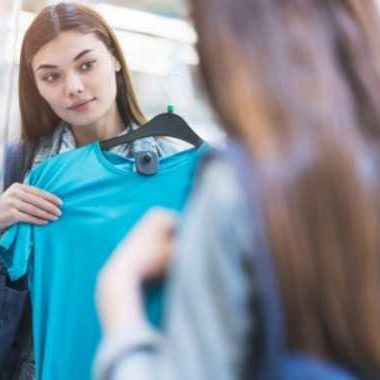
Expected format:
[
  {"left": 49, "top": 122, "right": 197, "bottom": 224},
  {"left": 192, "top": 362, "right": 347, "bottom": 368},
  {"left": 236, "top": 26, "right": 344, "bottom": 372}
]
[
  {"left": 99, "top": 106, "right": 204, "bottom": 175},
  {"left": 99, "top": 107, "right": 204, "bottom": 150}
]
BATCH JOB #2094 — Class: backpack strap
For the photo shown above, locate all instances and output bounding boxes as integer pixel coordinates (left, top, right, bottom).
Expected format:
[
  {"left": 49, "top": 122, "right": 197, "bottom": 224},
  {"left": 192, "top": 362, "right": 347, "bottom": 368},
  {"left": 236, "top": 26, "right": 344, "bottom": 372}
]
[
  {"left": 223, "top": 140, "right": 285, "bottom": 379},
  {"left": 1, "top": 141, "right": 35, "bottom": 284},
  {"left": 0, "top": 142, "right": 34, "bottom": 371},
  {"left": 3, "top": 142, "right": 35, "bottom": 190}
]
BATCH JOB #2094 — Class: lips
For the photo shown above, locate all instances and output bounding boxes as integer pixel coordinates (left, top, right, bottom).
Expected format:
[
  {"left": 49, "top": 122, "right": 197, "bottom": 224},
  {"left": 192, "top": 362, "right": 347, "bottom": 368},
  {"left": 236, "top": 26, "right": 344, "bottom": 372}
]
[{"left": 68, "top": 98, "right": 96, "bottom": 110}]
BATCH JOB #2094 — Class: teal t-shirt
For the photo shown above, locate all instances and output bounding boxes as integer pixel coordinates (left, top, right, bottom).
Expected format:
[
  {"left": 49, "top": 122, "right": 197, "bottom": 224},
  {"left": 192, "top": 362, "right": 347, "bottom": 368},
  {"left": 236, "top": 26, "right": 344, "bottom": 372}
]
[{"left": 0, "top": 142, "right": 207, "bottom": 380}]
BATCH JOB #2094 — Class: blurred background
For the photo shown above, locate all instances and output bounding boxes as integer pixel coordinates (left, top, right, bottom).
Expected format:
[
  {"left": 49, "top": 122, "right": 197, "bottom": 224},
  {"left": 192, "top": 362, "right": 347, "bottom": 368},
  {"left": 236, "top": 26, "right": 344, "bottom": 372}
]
[{"left": 0, "top": 0, "right": 224, "bottom": 148}]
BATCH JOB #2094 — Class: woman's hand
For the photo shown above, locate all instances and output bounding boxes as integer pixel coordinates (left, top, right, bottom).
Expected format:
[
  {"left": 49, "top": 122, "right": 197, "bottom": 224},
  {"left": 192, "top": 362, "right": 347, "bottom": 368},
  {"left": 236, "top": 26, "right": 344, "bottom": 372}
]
[
  {"left": 0, "top": 183, "right": 63, "bottom": 232},
  {"left": 96, "top": 208, "right": 177, "bottom": 333}
]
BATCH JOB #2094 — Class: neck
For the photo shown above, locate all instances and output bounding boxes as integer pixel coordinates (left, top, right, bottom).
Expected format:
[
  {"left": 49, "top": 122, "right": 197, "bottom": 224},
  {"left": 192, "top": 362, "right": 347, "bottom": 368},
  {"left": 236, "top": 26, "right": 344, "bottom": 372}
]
[{"left": 71, "top": 103, "right": 125, "bottom": 146}]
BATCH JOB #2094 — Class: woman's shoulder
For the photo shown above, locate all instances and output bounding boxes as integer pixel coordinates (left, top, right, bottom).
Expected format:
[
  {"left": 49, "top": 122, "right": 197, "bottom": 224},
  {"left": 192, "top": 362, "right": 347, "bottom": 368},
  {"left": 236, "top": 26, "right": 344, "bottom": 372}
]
[
  {"left": 184, "top": 152, "right": 256, "bottom": 257},
  {"left": 197, "top": 153, "right": 249, "bottom": 212}
]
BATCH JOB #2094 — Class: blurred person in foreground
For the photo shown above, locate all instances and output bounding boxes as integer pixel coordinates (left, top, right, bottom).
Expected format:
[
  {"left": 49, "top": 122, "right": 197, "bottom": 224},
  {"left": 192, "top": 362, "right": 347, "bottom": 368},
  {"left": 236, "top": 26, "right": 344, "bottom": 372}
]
[{"left": 95, "top": 0, "right": 380, "bottom": 379}]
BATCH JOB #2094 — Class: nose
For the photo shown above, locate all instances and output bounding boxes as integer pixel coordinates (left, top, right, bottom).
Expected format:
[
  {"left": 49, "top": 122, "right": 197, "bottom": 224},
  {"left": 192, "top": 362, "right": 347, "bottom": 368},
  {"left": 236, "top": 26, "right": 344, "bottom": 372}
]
[{"left": 64, "top": 72, "right": 84, "bottom": 97}]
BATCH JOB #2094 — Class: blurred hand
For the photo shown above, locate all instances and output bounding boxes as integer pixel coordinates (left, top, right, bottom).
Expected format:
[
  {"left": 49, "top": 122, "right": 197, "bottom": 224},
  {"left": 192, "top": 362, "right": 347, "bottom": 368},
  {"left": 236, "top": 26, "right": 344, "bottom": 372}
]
[
  {"left": 0, "top": 183, "right": 63, "bottom": 232},
  {"left": 96, "top": 208, "right": 177, "bottom": 332},
  {"left": 100, "top": 207, "right": 177, "bottom": 283}
]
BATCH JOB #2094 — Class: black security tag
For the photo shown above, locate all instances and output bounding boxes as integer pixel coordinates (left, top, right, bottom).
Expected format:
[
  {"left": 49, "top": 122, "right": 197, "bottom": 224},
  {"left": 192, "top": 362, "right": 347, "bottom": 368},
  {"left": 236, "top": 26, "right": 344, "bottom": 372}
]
[{"left": 135, "top": 151, "right": 158, "bottom": 175}]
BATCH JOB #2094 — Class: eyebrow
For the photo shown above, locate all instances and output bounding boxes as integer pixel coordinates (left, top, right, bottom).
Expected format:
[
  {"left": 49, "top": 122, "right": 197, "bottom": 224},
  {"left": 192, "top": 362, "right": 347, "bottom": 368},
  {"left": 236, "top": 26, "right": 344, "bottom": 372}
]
[{"left": 36, "top": 49, "right": 93, "bottom": 71}]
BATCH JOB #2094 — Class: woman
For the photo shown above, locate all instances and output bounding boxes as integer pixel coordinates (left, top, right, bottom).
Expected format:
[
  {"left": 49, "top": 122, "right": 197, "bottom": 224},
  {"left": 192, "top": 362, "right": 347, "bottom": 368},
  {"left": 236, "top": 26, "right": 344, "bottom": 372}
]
[
  {"left": 0, "top": 2, "right": 178, "bottom": 231},
  {"left": 0, "top": 3, "right": 177, "bottom": 378},
  {"left": 95, "top": 0, "right": 380, "bottom": 379}
]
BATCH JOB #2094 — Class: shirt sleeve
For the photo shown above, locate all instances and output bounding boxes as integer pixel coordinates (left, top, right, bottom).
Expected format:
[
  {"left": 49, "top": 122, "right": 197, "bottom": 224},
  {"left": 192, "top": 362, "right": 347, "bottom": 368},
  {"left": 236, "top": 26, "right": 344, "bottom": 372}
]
[
  {"left": 94, "top": 158, "right": 255, "bottom": 380},
  {"left": 0, "top": 218, "right": 33, "bottom": 281}
]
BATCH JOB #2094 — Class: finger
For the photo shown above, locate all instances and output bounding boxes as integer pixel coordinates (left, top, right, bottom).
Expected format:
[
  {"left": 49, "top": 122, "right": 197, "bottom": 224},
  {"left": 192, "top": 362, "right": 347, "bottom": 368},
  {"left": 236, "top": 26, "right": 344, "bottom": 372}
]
[
  {"left": 147, "top": 207, "right": 178, "bottom": 221},
  {"left": 15, "top": 210, "right": 49, "bottom": 225},
  {"left": 145, "top": 208, "right": 178, "bottom": 231},
  {"left": 154, "top": 215, "right": 177, "bottom": 238},
  {"left": 16, "top": 200, "right": 59, "bottom": 221},
  {"left": 15, "top": 192, "right": 62, "bottom": 217},
  {"left": 19, "top": 184, "right": 63, "bottom": 206}
]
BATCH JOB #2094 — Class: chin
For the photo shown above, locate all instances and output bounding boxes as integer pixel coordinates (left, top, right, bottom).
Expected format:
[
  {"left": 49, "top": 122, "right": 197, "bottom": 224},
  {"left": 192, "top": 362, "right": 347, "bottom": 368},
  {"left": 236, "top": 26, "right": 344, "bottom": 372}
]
[{"left": 66, "top": 114, "right": 103, "bottom": 127}]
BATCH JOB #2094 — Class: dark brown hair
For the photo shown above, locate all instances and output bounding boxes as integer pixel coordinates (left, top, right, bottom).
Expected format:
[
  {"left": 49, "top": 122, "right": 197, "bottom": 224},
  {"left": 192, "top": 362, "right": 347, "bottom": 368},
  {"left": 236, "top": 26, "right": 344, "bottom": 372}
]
[
  {"left": 192, "top": 0, "right": 380, "bottom": 373},
  {"left": 19, "top": 2, "right": 146, "bottom": 142}
]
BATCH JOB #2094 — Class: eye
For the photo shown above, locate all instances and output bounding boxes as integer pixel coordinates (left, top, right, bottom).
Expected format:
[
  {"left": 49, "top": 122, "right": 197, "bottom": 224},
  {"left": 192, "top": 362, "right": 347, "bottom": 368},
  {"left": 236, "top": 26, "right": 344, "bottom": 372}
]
[
  {"left": 42, "top": 72, "right": 60, "bottom": 83},
  {"left": 80, "top": 60, "right": 96, "bottom": 72}
]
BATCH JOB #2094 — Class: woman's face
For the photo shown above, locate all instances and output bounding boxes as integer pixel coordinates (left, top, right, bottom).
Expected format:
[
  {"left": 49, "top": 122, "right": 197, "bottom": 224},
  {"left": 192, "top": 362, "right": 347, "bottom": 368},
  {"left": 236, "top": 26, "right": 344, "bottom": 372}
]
[{"left": 32, "top": 31, "right": 121, "bottom": 127}]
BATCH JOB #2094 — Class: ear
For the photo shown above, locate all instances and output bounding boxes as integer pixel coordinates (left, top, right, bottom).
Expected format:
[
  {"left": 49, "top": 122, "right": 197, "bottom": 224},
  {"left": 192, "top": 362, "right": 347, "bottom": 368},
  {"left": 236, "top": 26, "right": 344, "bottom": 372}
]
[{"left": 112, "top": 56, "right": 121, "bottom": 72}]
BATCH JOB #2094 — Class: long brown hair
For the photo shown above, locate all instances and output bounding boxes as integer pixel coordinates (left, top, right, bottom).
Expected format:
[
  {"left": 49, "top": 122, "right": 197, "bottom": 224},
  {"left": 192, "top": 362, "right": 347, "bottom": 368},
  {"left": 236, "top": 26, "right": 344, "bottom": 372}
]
[
  {"left": 192, "top": 0, "right": 380, "bottom": 373},
  {"left": 19, "top": 2, "right": 146, "bottom": 142}
]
